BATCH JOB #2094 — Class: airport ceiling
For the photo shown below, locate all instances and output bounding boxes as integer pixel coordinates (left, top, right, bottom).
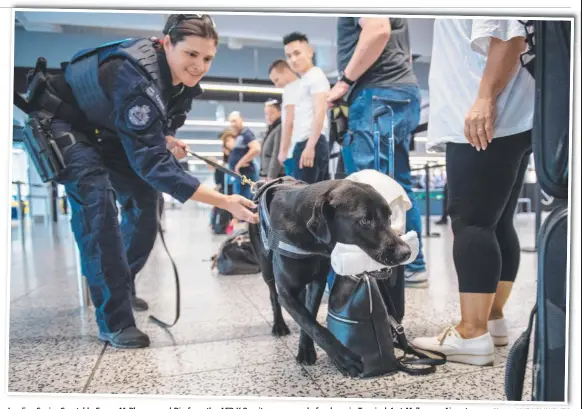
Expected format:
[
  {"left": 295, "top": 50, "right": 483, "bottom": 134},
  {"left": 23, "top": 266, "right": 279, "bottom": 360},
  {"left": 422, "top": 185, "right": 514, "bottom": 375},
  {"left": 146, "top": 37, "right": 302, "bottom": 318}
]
[{"left": 15, "top": 11, "right": 435, "bottom": 60}]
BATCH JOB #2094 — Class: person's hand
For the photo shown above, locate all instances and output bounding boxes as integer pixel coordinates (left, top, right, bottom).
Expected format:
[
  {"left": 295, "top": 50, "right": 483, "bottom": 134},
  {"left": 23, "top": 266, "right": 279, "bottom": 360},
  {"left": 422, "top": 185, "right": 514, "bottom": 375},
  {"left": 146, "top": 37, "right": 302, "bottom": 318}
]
[
  {"left": 234, "top": 161, "right": 248, "bottom": 174},
  {"left": 225, "top": 194, "right": 259, "bottom": 224},
  {"left": 327, "top": 81, "right": 350, "bottom": 108},
  {"left": 464, "top": 97, "right": 496, "bottom": 151},
  {"left": 166, "top": 136, "right": 188, "bottom": 160},
  {"left": 299, "top": 145, "right": 316, "bottom": 169},
  {"left": 278, "top": 151, "right": 288, "bottom": 166}
]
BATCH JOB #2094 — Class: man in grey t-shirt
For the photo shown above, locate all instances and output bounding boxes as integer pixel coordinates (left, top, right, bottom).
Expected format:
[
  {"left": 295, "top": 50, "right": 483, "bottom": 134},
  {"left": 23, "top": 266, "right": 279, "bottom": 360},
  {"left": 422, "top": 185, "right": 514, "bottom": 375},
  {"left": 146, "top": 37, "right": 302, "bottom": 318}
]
[{"left": 327, "top": 17, "right": 428, "bottom": 287}]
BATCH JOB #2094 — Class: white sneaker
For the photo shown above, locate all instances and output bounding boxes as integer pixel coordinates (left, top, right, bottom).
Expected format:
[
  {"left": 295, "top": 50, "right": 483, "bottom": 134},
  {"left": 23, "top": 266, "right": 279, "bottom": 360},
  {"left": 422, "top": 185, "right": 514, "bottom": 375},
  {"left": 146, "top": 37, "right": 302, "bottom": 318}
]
[
  {"left": 411, "top": 325, "right": 495, "bottom": 366},
  {"left": 488, "top": 318, "right": 509, "bottom": 346},
  {"left": 451, "top": 317, "right": 509, "bottom": 347}
]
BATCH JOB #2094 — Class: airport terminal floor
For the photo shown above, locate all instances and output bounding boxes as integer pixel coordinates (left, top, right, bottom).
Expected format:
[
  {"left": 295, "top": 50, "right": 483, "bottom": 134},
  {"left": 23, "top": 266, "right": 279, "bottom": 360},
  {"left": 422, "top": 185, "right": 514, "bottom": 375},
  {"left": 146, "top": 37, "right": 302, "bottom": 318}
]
[{"left": 8, "top": 202, "right": 537, "bottom": 400}]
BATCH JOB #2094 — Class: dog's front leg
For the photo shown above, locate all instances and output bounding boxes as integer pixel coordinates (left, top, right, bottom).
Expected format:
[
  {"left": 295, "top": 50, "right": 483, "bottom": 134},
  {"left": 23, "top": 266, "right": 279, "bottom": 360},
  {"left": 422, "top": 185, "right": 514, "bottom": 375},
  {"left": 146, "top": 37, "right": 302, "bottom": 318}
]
[
  {"left": 247, "top": 223, "right": 290, "bottom": 337},
  {"left": 296, "top": 274, "right": 327, "bottom": 365}
]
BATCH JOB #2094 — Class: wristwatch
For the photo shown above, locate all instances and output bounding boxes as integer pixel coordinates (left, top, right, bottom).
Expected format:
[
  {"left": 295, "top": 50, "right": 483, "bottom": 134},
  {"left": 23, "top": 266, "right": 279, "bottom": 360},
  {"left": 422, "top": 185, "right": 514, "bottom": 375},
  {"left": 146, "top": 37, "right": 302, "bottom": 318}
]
[{"left": 338, "top": 71, "right": 355, "bottom": 86}]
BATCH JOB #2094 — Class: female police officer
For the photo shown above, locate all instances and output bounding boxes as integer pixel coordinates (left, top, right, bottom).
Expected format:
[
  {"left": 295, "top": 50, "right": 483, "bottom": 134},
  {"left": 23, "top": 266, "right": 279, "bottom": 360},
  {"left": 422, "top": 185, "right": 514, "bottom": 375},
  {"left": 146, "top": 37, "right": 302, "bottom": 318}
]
[{"left": 32, "top": 14, "right": 258, "bottom": 348}]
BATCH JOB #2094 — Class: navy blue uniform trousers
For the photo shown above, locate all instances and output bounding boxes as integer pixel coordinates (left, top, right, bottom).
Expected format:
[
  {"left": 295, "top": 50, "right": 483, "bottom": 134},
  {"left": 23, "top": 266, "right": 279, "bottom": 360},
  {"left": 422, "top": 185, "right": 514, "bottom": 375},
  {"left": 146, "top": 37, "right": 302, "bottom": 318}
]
[{"left": 53, "top": 120, "right": 158, "bottom": 334}]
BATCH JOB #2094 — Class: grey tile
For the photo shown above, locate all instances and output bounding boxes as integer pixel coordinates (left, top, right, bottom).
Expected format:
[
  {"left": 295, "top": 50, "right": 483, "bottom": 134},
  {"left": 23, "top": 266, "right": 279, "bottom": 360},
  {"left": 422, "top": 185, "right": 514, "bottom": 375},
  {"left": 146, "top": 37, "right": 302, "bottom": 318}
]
[
  {"left": 8, "top": 354, "right": 99, "bottom": 394},
  {"left": 86, "top": 361, "right": 325, "bottom": 397},
  {"left": 9, "top": 335, "right": 104, "bottom": 362},
  {"left": 132, "top": 312, "right": 272, "bottom": 347},
  {"left": 91, "top": 335, "right": 295, "bottom": 385},
  {"left": 9, "top": 307, "right": 100, "bottom": 340},
  {"left": 346, "top": 366, "right": 513, "bottom": 401}
]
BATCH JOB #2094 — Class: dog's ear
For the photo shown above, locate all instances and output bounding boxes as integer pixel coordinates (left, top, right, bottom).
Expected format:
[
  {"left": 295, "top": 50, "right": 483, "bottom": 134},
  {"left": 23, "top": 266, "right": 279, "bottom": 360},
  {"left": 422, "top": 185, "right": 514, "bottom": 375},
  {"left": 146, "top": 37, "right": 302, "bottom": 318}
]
[{"left": 306, "top": 196, "right": 331, "bottom": 244}]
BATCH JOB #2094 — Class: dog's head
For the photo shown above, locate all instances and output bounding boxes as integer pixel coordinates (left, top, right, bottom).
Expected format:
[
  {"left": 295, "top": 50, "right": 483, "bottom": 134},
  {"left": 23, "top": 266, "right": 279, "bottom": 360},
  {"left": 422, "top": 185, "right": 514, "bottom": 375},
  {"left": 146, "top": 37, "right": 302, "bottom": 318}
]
[{"left": 306, "top": 180, "right": 411, "bottom": 267}]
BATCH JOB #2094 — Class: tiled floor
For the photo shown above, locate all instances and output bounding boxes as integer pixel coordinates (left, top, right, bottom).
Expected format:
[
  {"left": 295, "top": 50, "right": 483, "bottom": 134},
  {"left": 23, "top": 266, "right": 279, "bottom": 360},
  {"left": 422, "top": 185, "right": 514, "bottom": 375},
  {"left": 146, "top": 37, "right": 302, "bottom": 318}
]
[{"left": 8, "top": 202, "right": 540, "bottom": 400}]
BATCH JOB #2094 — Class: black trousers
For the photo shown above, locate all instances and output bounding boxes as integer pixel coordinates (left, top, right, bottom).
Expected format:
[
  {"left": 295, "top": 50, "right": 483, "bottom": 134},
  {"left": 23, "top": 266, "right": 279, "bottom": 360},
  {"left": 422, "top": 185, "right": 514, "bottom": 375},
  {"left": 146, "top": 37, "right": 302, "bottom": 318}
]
[{"left": 446, "top": 130, "right": 532, "bottom": 294}]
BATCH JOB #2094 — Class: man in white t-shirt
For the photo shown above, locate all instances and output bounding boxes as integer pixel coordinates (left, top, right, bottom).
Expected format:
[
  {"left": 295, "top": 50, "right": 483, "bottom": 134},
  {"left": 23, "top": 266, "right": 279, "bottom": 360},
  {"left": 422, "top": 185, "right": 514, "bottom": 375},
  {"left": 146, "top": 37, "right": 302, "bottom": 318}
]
[
  {"left": 278, "top": 32, "right": 330, "bottom": 183},
  {"left": 268, "top": 59, "right": 301, "bottom": 176},
  {"left": 411, "top": 19, "right": 534, "bottom": 366}
]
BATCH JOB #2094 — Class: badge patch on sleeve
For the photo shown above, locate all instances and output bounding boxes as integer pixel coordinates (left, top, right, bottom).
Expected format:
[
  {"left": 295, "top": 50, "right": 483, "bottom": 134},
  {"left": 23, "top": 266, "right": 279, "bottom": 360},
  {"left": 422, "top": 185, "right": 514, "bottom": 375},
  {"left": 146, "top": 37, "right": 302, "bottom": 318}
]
[{"left": 125, "top": 96, "right": 159, "bottom": 131}]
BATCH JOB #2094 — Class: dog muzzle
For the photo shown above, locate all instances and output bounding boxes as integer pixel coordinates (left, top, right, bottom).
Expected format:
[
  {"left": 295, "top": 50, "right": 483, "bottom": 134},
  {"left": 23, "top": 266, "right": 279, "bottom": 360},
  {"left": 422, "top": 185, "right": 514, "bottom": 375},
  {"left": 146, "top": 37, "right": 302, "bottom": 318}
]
[{"left": 330, "top": 231, "right": 420, "bottom": 277}]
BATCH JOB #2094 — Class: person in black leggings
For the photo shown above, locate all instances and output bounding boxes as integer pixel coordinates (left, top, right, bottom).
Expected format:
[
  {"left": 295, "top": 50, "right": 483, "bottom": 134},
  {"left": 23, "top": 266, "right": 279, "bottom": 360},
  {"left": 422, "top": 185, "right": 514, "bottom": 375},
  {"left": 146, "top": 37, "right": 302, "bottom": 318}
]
[
  {"left": 412, "top": 18, "right": 535, "bottom": 366},
  {"left": 447, "top": 131, "right": 532, "bottom": 296}
]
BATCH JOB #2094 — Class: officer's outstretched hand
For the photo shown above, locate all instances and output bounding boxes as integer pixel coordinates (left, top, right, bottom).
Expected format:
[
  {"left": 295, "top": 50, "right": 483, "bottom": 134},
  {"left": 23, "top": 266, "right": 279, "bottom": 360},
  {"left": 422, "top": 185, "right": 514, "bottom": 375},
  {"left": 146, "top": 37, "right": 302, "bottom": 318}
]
[
  {"left": 225, "top": 195, "right": 259, "bottom": 224},
  {"left": 166, "top": 136, "right": 188, "bottom": 160}
]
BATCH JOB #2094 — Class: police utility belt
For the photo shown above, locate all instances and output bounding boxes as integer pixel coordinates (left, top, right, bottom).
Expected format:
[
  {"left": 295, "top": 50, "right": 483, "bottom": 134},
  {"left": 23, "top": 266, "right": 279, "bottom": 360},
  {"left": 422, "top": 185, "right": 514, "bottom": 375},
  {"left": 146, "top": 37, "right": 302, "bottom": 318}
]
[{"left": 15, "top": 57, "right": 93, "bottom": 183}]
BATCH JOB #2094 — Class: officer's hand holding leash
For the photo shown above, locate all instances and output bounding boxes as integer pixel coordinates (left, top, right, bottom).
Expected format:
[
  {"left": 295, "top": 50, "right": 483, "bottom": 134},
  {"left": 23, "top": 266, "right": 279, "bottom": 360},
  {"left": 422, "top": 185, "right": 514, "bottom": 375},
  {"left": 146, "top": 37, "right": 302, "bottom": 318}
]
[
  {"left": 185, "top": 149, "right": 259, "bottom": 224},
  {"left": 166, "top": 135, "right": 188, "bottom": 160}
]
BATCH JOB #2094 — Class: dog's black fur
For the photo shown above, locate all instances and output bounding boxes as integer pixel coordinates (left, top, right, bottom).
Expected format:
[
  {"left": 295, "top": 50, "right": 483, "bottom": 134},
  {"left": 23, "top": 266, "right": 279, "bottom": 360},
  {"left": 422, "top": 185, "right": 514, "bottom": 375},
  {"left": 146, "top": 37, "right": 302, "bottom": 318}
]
[{"left": 248, "top": 179, "right": 411, "bottom": 377}]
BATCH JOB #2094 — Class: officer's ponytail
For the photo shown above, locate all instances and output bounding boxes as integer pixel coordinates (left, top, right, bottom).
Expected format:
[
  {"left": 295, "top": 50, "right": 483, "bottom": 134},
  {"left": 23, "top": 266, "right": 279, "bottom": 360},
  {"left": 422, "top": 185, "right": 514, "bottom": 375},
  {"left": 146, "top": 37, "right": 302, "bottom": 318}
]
[{"left": 163, "top": 14, "right": 218, "bottom": 46}]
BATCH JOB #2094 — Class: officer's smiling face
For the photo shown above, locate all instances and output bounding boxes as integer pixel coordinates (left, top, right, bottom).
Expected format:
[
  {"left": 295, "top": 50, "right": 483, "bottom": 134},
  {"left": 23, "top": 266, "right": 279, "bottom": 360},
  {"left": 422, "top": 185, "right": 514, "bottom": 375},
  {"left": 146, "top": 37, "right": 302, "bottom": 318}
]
[{"left": 164, "top": 35, "right": 217, "bottom": 87}]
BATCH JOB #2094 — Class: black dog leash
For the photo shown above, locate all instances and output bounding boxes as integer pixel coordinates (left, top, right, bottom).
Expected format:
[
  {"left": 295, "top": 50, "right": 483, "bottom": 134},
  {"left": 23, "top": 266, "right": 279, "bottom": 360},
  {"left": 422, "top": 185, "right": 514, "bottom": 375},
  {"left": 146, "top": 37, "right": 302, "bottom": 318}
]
[
  {"left": 148, "top": 149, "right": 257, "bottom": 328},
  {"left": 186, "top": 149, "right": 256, "bottom": 192},
  {"left": 148, "top": 214, "right": 181, "bottom": 328}
]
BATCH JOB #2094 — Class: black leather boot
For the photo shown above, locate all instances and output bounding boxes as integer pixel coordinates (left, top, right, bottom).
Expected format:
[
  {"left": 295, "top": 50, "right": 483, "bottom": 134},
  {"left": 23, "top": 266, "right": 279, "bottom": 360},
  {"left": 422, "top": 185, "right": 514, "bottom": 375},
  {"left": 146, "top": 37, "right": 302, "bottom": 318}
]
[
  {"left": 132, "top": 295, "right": 149, "bottom": 311},
  {"left": 98, "top": 326, "right": 150, "bottom": 348}
]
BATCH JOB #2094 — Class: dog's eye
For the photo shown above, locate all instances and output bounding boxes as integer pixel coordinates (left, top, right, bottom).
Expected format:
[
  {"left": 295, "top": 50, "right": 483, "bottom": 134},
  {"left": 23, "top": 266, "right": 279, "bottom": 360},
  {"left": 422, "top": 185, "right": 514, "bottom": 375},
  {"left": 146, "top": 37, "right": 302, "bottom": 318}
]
[{"left": 359, "top": 219, "right": 373, "bottom": 228}]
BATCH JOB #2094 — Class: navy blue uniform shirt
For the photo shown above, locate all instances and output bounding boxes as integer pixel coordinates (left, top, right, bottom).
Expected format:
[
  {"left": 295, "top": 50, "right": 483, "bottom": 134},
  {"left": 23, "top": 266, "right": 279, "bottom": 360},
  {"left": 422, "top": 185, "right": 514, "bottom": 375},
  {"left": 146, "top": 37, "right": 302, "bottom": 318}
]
[{"left": 97, "top": 47, "right": 202, "bottom": 203}]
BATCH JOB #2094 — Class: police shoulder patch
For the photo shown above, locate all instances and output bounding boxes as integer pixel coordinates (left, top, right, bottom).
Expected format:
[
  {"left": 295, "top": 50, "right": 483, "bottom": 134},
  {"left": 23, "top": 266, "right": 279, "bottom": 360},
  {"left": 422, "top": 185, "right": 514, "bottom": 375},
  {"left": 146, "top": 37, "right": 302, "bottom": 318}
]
[{"left": 125, "top": 95, "right": 160, "bottom": 131}]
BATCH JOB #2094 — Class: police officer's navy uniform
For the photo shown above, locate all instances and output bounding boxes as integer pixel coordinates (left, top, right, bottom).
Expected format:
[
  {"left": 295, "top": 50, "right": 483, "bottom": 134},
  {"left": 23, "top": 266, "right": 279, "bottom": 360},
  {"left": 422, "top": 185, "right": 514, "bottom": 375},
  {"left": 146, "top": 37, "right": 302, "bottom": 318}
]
[{"left": 47, "top": 37, "right": 202, "bottom": 346}]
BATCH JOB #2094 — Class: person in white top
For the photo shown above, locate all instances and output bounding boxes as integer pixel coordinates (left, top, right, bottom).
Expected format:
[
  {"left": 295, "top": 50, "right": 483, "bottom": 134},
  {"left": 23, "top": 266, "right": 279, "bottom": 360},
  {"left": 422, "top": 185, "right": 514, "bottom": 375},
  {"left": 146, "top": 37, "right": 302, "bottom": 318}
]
[
  {"left": 268, "top": 59, "right": 301, "bottom": 175},
  {"left": 412, "top": 19, "right": 535, "bottom": 366},
  {"left": 278, "top": 32, "right": 330, "bottom": 184}
]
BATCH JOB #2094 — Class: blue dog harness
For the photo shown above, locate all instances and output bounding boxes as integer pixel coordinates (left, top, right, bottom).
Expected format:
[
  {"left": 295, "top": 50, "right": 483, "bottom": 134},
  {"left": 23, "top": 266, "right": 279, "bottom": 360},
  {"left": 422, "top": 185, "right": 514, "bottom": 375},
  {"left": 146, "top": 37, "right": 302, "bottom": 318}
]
[{"left": 254, "top": 177, "right": 331, "bottom": 259}]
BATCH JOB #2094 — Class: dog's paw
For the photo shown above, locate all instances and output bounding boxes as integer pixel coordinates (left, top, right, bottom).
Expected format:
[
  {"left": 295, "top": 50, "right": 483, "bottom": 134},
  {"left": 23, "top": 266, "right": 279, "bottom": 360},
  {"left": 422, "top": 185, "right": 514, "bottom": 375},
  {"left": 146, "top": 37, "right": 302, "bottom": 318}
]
[
  {"left": 331, "top": 347, "right": 364, "bottom": 378},
  {"left": 296, "top": 343, "right": 317, "bottom": 365},
  {"left": 271, "top": 320, "right": 290, "bottom": 337}
]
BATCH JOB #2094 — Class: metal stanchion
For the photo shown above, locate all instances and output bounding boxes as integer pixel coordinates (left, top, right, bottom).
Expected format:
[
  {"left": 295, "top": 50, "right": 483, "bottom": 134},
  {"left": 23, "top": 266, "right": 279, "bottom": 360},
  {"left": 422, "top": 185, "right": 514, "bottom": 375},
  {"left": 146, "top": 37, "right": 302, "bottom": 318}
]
[
  {"left": 423, "top": 164, "right": 440, "bottom": 238},
  {"left": 50, "top": 181, "right": 58, "bottom": 223}
]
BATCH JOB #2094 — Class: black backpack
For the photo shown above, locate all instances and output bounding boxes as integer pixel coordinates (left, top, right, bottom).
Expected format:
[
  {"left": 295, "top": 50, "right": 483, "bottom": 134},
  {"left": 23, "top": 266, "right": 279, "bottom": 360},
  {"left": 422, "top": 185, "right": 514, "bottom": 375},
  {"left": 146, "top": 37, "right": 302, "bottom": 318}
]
[
  {"left": 212, "top": 229, "right": 261, "bottom": 276},
  {"left": 327, "top": 272, "right": 446, "bottom": 378}
]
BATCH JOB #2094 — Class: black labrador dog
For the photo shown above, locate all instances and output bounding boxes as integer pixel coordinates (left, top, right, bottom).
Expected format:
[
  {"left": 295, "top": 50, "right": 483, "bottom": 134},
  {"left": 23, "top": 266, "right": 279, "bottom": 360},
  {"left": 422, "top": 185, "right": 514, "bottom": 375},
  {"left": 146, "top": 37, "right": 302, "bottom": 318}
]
[{"left": 248, "top": 178, "right": 411, "bottom": 377}]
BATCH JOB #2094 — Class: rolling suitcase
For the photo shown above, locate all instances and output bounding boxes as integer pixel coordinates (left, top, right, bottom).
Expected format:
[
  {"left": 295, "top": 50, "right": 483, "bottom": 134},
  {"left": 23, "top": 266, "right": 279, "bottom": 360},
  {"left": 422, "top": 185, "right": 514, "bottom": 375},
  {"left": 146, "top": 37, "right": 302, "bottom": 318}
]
[
  {"left": 505, "top": 19, "right": 571, "bottom": 402},
  {"left": 328, "top": 98, "right": 407, "bottom": 322}
]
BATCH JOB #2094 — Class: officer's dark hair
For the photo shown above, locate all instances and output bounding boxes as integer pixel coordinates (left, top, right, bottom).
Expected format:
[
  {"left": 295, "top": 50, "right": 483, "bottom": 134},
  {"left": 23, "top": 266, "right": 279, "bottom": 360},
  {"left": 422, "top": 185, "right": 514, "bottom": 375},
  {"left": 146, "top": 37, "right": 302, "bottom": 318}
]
[
  {"left": 265, "top": 99, "right": 281, "bottom": 111},
  {"left": 268, "top": 59, "right": 292, "bottom": 74},
  {"left": 163, "top": 14, "right": 218, "bottom": 46},
  {"left": 283, "top": 31, "right": 309, "bottom": 46}
]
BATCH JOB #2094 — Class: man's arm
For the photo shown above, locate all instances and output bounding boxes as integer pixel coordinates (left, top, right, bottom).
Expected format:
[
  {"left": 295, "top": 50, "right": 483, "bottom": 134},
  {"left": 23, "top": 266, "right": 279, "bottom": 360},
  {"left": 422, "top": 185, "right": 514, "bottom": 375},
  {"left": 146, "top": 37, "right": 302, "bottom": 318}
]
[
  {"left": 306, "top": 92, "right": 327, "bottom": 149},
  {"left": 327, "top": 17, "right": 391, "bottom": 105},
  {"left": 278, "top": 104, "right": 295, "bottom": 162},
  {"left": 237, "top": 139, "right": 261, "bottom": 169},
  {"left": 267, "top": 125, "right": 284, "bottom": 179},
  {"left": 342, "top": 17, "right": 392, "bottom": 82}
]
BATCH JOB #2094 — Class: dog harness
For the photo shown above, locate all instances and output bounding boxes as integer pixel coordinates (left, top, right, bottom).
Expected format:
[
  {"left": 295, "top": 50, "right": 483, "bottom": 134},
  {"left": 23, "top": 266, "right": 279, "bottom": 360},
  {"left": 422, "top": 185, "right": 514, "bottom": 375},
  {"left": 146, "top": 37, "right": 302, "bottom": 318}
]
[{"left": 254, "top": 177, "right": 331, "bottom": 259}]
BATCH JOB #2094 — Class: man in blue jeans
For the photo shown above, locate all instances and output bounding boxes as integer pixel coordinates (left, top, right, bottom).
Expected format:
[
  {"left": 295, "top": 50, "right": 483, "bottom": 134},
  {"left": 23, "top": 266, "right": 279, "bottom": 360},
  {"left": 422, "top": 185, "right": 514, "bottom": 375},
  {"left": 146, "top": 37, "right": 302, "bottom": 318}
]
[{"left": 328, "top": 17, "right": 428, "bottom": 287}]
